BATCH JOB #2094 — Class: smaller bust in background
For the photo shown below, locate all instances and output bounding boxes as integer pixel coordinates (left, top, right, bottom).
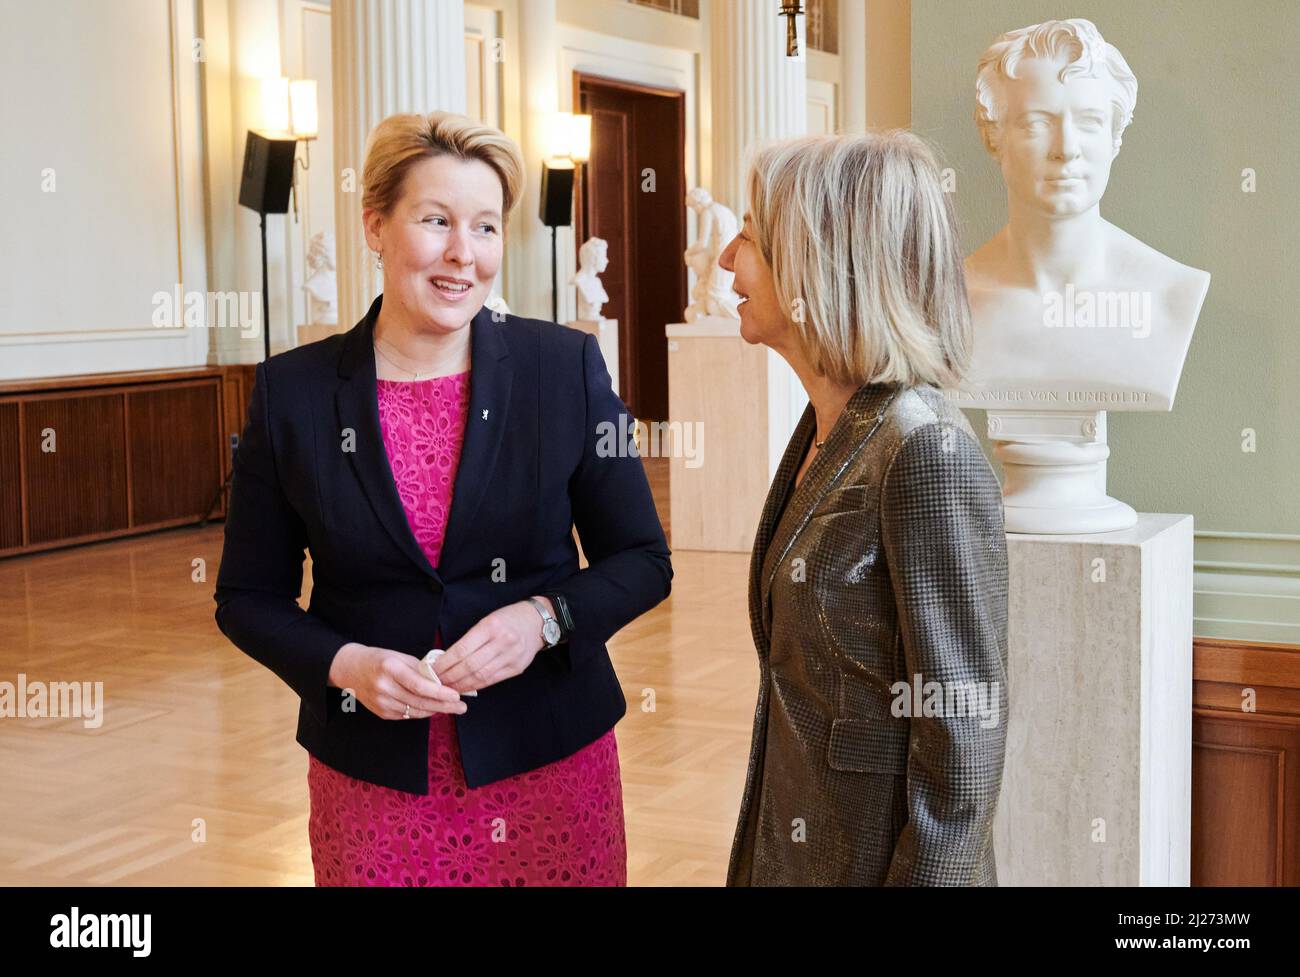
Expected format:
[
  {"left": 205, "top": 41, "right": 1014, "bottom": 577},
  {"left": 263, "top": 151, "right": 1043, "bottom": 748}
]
[
  {"left": 303, "top": 231, "right": 338, "bottom": 325},
  {"left": 570, "top": 237, "right": 610, "bottom": 321},
  {"left": 484, "top": 290, "right": 510, "bottom": 317},
  {"left": 684, "top": 187, "right": 740, "bottom": 321}
]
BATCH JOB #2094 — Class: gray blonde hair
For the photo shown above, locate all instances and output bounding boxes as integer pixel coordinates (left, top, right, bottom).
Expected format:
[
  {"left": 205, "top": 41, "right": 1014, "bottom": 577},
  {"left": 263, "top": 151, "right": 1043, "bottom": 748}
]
[
  {"left": 745, "top": 129, "right": 971, "bottom": 388},
  {"left": 362, "top": 110, "right": 526, "bottom": 221},
  {"left": 975, "top": 18, "right": 1138, "bottom": 157}
]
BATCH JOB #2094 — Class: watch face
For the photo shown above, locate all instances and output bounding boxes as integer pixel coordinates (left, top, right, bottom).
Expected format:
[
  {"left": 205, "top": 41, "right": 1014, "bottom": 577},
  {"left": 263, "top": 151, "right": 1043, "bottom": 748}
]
[{"left": 542, "top": 619, "right": 562, "bottom": 645}]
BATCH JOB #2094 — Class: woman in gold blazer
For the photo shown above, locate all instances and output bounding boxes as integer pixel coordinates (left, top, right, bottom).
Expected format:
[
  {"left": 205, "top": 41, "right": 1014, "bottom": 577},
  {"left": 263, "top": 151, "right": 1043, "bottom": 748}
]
[{"left": 719, "top": 130, "right": 1009, "bottom": 886}]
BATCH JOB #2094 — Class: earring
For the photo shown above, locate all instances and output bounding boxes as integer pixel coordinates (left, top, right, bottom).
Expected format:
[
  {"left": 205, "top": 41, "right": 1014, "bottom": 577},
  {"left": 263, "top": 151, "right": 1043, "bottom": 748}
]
[{"left": 376, "top": 251, "right": 384, "bottom": 270}]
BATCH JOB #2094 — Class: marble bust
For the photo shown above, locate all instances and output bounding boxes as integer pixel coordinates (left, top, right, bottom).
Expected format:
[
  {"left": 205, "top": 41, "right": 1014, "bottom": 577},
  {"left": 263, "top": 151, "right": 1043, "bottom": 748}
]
[
  {"left": 570, "top": 237, "right": 610, "bottom": 321},
  {"left": 955, "top": 17, "right": 1209, "bottom": 412},
  {"left": 684, "top": 187, "right": 740, "bottom": 321},
  {"left": 485, "top": 290, "right": 510, "bottom": 316},
  {"left": 949, "top": 18, "right": 1210, "bottom": 533},
  {"left": 303, "top": 231, "right": 338, "bottom": 326}
]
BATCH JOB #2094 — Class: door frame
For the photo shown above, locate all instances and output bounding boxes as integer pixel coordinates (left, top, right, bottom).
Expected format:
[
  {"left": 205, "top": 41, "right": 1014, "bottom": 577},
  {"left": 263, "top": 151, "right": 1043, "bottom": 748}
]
[
  {"left": 557, "top": 28, "right": 699, "bottom": 322},
  {"left": 574, "top": 71, "right": 686, "bottom": 418}
]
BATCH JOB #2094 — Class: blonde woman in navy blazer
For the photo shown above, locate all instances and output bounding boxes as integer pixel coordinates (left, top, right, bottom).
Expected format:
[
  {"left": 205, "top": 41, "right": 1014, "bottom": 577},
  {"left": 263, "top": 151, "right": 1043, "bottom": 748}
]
[{"left": 215, "top": 111, "right": 671, "bottom": 885}]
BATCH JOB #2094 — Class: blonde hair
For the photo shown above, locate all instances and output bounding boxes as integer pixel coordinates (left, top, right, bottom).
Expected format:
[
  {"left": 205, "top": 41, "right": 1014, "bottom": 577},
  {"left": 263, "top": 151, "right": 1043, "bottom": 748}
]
[
  {"left": 362, "top": 110, "right": 526, "bottom": 221},
  {"left": 745, "top": 129, "right": 971, "bottom": 388}
]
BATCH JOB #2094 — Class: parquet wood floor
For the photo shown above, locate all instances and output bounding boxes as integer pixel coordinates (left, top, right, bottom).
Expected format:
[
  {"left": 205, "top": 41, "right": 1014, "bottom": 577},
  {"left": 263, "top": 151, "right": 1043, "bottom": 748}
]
[{"left": 0, "top": 458, "right": 759, "bottom": 886}]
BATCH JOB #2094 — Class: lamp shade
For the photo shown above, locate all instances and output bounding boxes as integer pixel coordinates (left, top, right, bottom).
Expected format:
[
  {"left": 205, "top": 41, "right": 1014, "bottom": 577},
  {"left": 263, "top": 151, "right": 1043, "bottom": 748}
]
[
  {"left": 570, "top": 114, "right": 591, "bottom": 163},
  {"left": 260, "top": 77, "right": 290, "bottom": 134},
  {"left": 545, "top": 112, "right": 594, "bottom": 162},
  {"left": 545, "top": 112, "right": 574, "bottom": 160},
  {"left": 290, "top": 79, "right": 318, "bottom": 138}
]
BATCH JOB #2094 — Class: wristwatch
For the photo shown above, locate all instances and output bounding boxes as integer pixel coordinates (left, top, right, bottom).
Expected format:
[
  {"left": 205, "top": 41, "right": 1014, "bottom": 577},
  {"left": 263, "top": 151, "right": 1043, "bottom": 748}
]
[
  {"left": 527, "top": 597, "right": 563, "bottom": 648},
  {"left": 543, "top": 591, "right": 574, "bottom": 643}
]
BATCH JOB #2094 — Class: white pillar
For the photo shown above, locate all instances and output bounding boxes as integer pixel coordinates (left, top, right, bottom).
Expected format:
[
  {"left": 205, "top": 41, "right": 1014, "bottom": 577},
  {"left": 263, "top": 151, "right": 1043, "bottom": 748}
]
[
  {"left": 707, "top": 0, "right": 808, "bottom": 480},
  {"left": 331, "top": 0, "right": 467, "bottom": 329},
  {"left": 708, "top": 0, "right": 807, "bottom": 218},
  {"left": 514, "top": 0, "right": 559, "bottom": 321}
]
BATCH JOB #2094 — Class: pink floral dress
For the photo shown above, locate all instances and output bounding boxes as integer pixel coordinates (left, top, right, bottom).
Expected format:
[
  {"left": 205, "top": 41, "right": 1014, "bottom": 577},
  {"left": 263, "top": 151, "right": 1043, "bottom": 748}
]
[{"left": 307, "top": 370, "right": 627, "bottom": 886}]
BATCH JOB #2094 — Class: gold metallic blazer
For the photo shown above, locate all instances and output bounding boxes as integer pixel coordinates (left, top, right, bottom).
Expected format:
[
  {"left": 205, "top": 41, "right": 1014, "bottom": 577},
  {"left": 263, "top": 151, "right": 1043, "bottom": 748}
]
[{"left": 727, "top": 383, "right": 1009, "bottom": 886}]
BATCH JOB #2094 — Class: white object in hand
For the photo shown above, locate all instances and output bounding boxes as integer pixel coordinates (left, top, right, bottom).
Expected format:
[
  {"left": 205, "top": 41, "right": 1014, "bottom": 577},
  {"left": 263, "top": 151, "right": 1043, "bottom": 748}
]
[{"left": 422, "top": 649, "right": 476, "bottom": 697}]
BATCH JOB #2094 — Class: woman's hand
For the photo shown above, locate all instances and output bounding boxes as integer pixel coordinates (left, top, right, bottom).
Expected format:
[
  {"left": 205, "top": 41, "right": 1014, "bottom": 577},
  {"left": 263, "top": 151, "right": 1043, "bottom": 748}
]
[
  {"left": 328, "top": 643, "right": 467, "bottom": 720},
  {"left": 433, "top": 600, "right": 549, "bottom": 693}
]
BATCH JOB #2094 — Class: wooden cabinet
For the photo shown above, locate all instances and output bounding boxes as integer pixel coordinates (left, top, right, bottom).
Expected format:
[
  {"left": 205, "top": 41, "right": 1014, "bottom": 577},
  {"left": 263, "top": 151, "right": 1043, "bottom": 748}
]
[
  {"left": 0, "top": 366, "right": 253, "bottom": 558},
  {"left": 1193, "top": 638, "right": 1300, "bottom": 885}
]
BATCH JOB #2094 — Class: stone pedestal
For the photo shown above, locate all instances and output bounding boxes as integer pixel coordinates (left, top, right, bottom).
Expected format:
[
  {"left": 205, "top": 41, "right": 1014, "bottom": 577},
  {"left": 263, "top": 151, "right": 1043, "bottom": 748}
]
[
  {"left": 567, "top": 318, "right": 619, "bottom": 398},
  {"left": 987, "top": 408, "right": 1137, "bottom": 534},
  {"left": 665, "top": 320, "right": 769, "bottom": 552},
  {"left": 992, "top": 513, "right": 1193, "bottom": 885}
]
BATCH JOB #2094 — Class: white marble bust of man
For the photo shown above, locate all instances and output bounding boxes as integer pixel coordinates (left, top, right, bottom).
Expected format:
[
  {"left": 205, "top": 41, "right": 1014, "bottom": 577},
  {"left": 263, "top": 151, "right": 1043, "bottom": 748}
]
[
  {"left": 954, "top": 18, "right": 1209, "bottom": 412},
  {"left": 570, "top": 236, "right": 610, "bottom": 321}
]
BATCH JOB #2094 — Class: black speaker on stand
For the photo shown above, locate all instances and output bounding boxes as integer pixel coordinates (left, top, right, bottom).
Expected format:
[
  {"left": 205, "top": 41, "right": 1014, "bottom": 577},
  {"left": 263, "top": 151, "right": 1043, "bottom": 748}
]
[
  {"left": 540, "top": 160, "right": 576, "bottom": 324},
  {"left": 200, "top": 130, "right": 298, "bottom": 527},
  {"left": 237, "top": 130, "right": 297, "bottom": 361}
]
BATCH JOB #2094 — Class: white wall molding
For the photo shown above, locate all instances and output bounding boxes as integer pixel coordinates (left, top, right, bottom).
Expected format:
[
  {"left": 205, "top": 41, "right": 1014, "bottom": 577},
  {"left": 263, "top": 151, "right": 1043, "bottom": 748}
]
[
  {"left": 0, "top": 0, "right": 210, "bottom": 380},
  {"left": 806, "top": 48, "right": 838, "bottom": 86},
  {"left": 806, "top": 76, "right": 837, "bottom": 134},
  {"left": 1193, "top": 530, "right": 1300, "bottom": 644},
  {"left": 0, "top": 328, "right": 195, "bottom": 347}
]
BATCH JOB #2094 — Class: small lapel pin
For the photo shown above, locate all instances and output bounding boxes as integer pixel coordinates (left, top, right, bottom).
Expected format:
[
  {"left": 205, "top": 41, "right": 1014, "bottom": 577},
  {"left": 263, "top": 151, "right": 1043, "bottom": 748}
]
[{"left": 481, "top": 409, "right": 490, "bottom": 420}]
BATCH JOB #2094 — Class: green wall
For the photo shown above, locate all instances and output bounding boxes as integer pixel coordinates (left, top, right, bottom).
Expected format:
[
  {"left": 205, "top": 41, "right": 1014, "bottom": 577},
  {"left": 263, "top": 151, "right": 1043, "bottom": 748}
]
[{"left": 911, "top": 0, "right": 1300, "bottom": 640}]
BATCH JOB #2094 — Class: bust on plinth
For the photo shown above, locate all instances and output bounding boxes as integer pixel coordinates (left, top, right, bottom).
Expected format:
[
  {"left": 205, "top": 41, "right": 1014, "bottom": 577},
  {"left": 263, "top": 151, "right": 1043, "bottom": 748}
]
[{"left": 948, "top": 18, "right": 1210, "bottom": 534}]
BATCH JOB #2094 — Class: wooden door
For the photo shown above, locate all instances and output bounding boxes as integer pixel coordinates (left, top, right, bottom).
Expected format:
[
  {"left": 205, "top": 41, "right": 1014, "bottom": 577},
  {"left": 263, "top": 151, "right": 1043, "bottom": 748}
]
[
  {"left": 577, "top": 73, "right": 686, "bottom": 421},
  {"left": 585, "top": 105, "right": 634, "bottom": 399}
]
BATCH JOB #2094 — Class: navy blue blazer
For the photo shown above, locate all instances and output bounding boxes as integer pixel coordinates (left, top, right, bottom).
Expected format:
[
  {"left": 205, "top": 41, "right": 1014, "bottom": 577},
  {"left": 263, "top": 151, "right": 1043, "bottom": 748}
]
[{"left": 214, "top": 294, "right": 672, "bottom": 792}]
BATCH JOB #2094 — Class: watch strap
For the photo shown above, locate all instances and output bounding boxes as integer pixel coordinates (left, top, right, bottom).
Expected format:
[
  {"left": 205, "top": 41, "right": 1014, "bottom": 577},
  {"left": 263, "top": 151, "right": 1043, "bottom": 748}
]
[{"left": 543, "top": 591, "right": 574, "bottom": 641}]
